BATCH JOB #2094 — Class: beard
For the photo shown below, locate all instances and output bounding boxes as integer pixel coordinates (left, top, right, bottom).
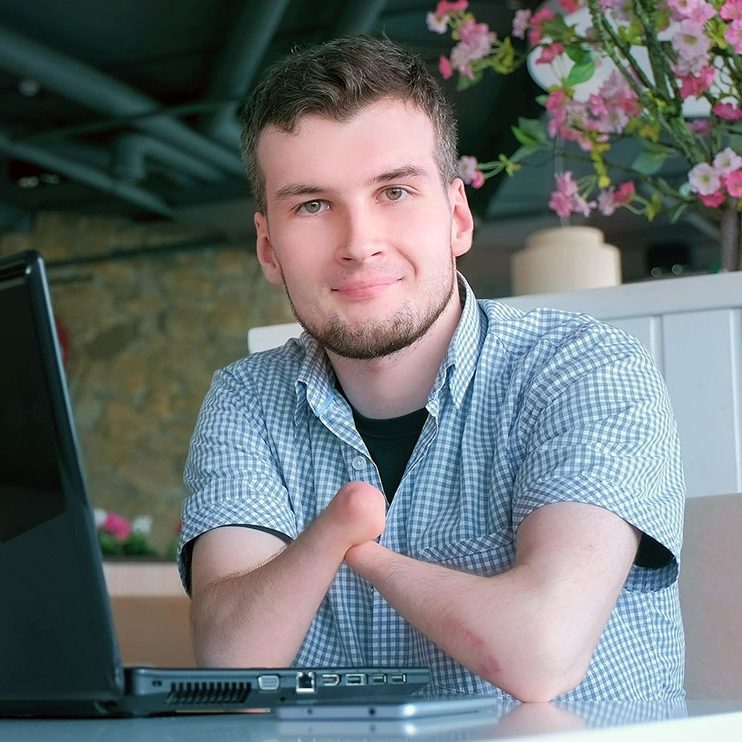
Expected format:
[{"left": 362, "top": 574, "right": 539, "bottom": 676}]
[{"left": 281, "top": 265, "right": 458, "bottom": 360}]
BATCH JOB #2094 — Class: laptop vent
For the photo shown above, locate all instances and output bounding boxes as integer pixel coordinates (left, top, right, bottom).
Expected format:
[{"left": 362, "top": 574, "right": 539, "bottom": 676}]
[{"left": 166, "top": 681, "right": 251, "bottom": 706}]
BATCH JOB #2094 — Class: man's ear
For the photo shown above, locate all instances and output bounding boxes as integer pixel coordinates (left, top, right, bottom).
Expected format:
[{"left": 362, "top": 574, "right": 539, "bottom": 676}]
[
  {"left": 254, "top": 211, "right": 283, "bottom": 285},
  {"left": 448, "top": 178, "right": 474, "bottom": 258}
]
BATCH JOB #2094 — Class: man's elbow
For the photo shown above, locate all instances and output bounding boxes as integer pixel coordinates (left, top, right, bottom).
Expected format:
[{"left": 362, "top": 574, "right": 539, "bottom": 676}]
[{"left": 473, "top": 634, "right": 591, "bottom": 702}]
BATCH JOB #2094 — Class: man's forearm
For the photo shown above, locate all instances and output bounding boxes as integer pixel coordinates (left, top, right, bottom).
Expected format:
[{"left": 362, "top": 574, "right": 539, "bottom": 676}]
[
  {"left": 192, "top": 480, "right": 387, "bottom": 667},
  {"left": 344, "top": 541, "right": 587, "bottom": 701},
  {"left": 192, "top": 519, "right": 348, "bottom": 667}
]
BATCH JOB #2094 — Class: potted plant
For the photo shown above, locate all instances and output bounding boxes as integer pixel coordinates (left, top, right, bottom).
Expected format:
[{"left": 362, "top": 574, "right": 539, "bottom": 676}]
[{"left": 428, "top": 0, "right": 742, "bottom": 272}]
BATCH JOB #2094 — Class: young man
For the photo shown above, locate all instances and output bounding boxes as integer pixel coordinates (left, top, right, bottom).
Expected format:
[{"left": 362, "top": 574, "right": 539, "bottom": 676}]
[{"left": 179, "top": 35, "right": 685, "bottom": 702}]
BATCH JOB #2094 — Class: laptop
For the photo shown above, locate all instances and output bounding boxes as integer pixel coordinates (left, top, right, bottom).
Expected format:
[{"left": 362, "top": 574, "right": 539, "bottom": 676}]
[{"left": 0, "top": 250, "right": 429, "bottom": 717}]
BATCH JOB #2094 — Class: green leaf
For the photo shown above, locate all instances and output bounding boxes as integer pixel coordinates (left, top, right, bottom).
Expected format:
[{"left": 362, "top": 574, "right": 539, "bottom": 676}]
[
  {"left": 729, "top": 133, "right": 742, "bottom": 153},
  {"left": 456, "top": 69, "right": 483, "bottom": 92},
  {"left": 631, "top": 150, "right": 668, "bottom": 175},
  {"left": 669, "top": 202, "right": 690, "bottom": 223},
  {"left": 516, "top": 117, "right": 548, "bottom": 145},
  {"left": 565, "top": 60, "right": 595, "bottom": 87},
  {"left": 565, "top": 44, "right": 590, "bottom": 65},
  {"left": 512, "top": 126, "right": 538, "bottom": 147}
]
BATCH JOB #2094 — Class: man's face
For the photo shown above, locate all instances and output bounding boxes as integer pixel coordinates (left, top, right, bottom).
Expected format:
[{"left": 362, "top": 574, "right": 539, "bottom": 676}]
[{"left": 254, "top": 98, "right": 473, "bottom": 360}]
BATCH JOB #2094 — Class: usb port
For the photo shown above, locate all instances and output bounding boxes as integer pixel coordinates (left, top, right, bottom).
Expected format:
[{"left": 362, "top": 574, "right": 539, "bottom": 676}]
[
  {"left": 320, "top": 673, "right": 340, "bottom": 687},
  {"left": 295, "top": 671, "right": 316, "bottom": 694},
  {"left": 257, "top": 674, "right": 280, "bottom": 691},
  {"left": 371, "top": 673, "right": 387, "bottom": 685},
  {"left": 345, "top": 673, "right": 367, "bottom": 686},
  {"left": 390, "top": 673, "right": 406, "bottom": 684}
]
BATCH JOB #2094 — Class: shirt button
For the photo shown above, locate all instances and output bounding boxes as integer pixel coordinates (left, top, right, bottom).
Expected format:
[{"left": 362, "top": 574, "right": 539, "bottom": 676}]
[{"left": 351, "top": 455, "right": 366, "bottom": 471}]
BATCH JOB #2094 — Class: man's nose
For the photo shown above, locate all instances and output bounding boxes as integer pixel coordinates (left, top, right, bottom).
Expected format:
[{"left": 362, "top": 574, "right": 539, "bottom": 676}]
[{"left": 336, "top": 204, "right": 384, "bottom": 262}]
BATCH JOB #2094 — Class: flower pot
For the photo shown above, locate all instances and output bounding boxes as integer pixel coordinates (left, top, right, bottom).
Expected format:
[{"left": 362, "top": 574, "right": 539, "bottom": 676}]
[{"left": 511, "top": 226, "right": 622, "bottom": 296}]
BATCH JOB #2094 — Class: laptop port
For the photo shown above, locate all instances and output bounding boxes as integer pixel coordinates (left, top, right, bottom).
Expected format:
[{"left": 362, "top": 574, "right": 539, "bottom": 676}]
[
  {"left": 390, "top": 673, "right": 406, "bottom": 684},
  {"left": 320, "top": 673, "right": 340, "bottom": 687},
  {"left": 257, "top": 674, "right": 280, "bottom": 691},
  {"left": 371, "top": 673, "right": 387, "bottom": 685},
  {"left": 295, "top": 671, "right": 316, "bottom": 694},
  {"left": 345, "top": 673, "right": 367, "bottom": 686}
]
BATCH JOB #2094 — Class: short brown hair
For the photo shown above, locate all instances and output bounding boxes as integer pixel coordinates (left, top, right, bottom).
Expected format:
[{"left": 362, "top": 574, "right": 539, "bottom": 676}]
[{"left": 239, "top": 35, "right": 458, "bottom": 213}]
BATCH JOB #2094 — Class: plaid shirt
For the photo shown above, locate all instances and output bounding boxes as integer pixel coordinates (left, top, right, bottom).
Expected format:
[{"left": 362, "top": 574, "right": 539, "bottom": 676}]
[{"left": 180, "top": 276, "right": 685, "bottom": 700}]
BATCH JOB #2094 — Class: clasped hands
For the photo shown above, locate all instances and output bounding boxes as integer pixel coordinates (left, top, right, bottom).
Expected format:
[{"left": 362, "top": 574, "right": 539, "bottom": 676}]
[{"left": 320, "top": 480, "right": 388, "bottom": 570}]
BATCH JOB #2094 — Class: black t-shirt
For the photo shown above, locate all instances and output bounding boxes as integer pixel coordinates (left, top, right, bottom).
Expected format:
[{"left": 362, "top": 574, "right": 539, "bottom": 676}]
[{"left": 351, "top": 405, "right": 428, "bottom": 503}]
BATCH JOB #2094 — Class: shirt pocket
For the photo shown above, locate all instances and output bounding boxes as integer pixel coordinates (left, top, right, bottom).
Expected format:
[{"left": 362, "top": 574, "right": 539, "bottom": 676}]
[{"left": 413, "top": 531, "right": 514, "bottom": 577}]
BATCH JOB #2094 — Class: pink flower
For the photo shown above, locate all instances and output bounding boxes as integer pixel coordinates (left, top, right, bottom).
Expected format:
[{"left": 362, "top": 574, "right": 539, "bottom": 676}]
[
  {"left": 688, "top": 162, "right": 721, "bottom": 195},
  {"left": 724, "top": 171, "right": 742, "bottom": 198},
  {"left": 426, "top": 11, "right": 449, "bottom": 34},
  {"left": 427, "top": 0, "right": 468, "bottom": 33},
  {"left": 597, "top": 181, "right": 635, "bottom": 215},
  {"left": 713, "top": 147, "right": 742, "bottom": 176},
  {"left": 725, "top": 19, "right": 742, "bottom": 53},
  {"left": 449, "top": 44, "right": 474, "bottom": 78},
  {"left": 721, "top": 0, "right": 742, "bottom": 22},
  {"left": 678, "top": 65, "right": 715, "bottom": 99},
  {"left": 699, "top": 190, "right": 726, "bottom": 207},
  {"left": 599, "top": 0, "right": 632, "bottom": 22},
  {"left": 102, "top": 512, "right": 132, "bottom": 541},
  {"left": 688, "top": 118, "right": 712, "bottom": 134},
  {"left": 549, "top": 190, "right": 575, "bottom": 218},
  {"left": 549, "top": 171, "right": 594, "bottom": 217},
  {"left": 668, "top": 0, "right": 716, "bottom": 23},
  {"left": 536, "top": 42, "right": 565, "bottom": 64},
  {"left": 457, "top": 155, "right": 479, "bottom": 184},
  {"left": 615, "top": 181, "right": 636, "bottom": 204},
  {"left": 559, "top": 0, "right": 583, "bottom": 11},
  {"left": 435, "top": 0, "right": 467, "bottom": 14},
  {"left": 458, "top": 18, "right": 496, "bottom": 57},
  {"left": 512, "top": 9, "right": 531, "bottom": 39},
  {"left": 438, "top": 54, "right": 453, "bottom": 79},
  {"left": 528, "top": 7, "right": 555, "bottom": 45},
  {"left": 713, "top": 102, "right": 742, "bottom": 121},
  {"left": 457, "top": 155, "right": 485, "bottom": 188},
  {"left": 672, "top": 21, "right": 712, "bottom": 76}
]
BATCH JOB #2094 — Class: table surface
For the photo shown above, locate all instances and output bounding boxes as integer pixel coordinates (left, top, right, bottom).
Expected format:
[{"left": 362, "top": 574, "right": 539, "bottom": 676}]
[{"left": 2, "top": 700, "right": 742, "bottom": 741}]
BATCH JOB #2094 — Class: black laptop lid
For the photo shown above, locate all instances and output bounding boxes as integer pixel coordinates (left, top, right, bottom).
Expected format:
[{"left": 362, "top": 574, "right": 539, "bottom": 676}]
[{"left": 0, "top": 251, "right": 124, "bottom": 703}]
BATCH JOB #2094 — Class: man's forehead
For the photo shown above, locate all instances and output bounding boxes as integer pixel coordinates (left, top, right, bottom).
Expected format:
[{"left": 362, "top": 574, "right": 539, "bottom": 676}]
[{"left": 257, "top": 99, "right": 434, "bottom": 149}]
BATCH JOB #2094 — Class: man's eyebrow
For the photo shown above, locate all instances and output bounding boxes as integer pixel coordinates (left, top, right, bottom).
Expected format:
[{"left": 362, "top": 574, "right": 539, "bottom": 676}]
[
  {"left": 273, "top": 183, "right": 326, "bottom": 201},
  {"left": 369, "top": 165, "right": 427, "bottom": 185}
]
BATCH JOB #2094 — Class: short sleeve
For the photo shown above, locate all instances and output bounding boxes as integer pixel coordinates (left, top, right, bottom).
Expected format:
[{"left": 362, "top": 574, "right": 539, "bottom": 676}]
[
  {"left": 178, "top": 365, "right": 298, "bottom": 592},
  {"left": 511, "top": 323, "right": 685, "bottom": 591}
]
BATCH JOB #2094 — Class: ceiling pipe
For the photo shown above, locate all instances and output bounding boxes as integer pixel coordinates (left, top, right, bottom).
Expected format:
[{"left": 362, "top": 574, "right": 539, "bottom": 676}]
[
  {"left": 0, "top": 131, "right": 174, "bottom": 219},
  {"left": 209, "top": 0, "right": 388, "bottom": 149},
  {"left": 202, "top": 0, "right": 290, "bottom": 144},
  {"left": 0, "top": 24, "right": 245, "bottom": 178},
  {"left": 113, "top": 134, "right": 224, "bottom": 183}
]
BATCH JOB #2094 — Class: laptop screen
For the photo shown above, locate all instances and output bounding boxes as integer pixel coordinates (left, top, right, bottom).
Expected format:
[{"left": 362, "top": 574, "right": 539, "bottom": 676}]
[{"left": 0, "top": 251, "right": 124, "bottom": 702}]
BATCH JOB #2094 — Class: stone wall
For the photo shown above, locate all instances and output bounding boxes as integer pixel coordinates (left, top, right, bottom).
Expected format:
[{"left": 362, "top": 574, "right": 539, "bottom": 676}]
[{"left": 1, "top": 213, "right": 294, "bottom": 553}]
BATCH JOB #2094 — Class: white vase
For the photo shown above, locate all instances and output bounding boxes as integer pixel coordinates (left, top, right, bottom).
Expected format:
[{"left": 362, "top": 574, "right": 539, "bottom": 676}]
[{"left": 510, "top": 226, "right": 622, "bottom": 296}]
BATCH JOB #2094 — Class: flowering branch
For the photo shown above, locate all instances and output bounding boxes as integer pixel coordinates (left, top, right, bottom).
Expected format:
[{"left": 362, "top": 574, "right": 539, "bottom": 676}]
[{"left": 429, "top": 0, "right": 742, "bottom": 270}]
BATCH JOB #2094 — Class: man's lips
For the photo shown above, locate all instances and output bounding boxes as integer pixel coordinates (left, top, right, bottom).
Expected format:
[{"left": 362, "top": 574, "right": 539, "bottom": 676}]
[{"left": 331, "top": 277, "right": 400, "bottom": 299}]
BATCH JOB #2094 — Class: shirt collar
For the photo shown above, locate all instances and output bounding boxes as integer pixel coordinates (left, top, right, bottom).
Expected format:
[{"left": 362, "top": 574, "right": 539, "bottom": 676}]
[{"left": 430, "top": 272, "right": 482, "bottom": 410}]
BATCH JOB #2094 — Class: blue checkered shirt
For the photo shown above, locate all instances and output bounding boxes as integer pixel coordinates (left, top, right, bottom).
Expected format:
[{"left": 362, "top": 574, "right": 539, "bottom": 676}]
[{"left": 180, "top": 276, "right": 685, "bottom": 700}]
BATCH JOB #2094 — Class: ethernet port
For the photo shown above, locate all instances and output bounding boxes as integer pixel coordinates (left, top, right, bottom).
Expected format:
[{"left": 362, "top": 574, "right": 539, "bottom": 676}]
[{"left": 295, "top": 671, "right": 316, "bottom": 694}]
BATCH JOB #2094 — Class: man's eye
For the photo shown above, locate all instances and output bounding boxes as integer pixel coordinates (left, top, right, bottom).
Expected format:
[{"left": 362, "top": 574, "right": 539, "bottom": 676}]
[
  {"left": 384, "top": 187, "right": 407, "bottom": 202},
  {"left": 298, "top": 200, "right": 326, "bottom": 215}
]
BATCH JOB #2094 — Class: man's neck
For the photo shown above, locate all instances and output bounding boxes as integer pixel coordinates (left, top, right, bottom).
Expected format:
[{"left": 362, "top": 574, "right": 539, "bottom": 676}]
[{"left": 327, "top": 291, "right": 463, "bottom": 419}]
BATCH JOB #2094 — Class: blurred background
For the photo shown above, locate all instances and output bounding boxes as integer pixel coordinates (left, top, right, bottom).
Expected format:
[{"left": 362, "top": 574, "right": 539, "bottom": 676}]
[{"left": 0, "top": 0, "right": 721, "bottom": 550}]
